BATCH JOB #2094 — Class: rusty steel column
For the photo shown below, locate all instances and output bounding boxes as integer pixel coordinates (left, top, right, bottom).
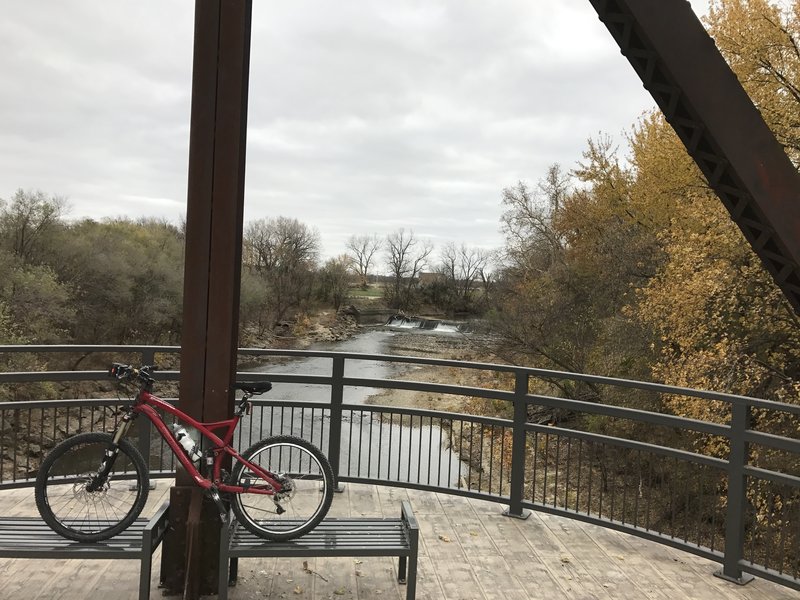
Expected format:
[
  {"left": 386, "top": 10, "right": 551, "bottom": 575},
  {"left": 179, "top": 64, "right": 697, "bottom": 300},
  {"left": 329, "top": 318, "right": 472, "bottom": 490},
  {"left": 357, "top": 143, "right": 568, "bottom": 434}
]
[
  {"left": 588, "top": 0, "right": 800, "bottom": 315},
  {"left": 160, "top": 0, "right": 252, "bottom": 596}
]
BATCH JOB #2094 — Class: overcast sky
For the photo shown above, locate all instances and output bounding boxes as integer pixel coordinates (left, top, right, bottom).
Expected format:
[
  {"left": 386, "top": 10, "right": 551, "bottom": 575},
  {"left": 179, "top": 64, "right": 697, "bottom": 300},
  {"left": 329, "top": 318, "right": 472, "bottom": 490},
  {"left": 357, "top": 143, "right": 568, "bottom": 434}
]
[{"left": 1, "top": 1, "right": 713, "bottom": 262}]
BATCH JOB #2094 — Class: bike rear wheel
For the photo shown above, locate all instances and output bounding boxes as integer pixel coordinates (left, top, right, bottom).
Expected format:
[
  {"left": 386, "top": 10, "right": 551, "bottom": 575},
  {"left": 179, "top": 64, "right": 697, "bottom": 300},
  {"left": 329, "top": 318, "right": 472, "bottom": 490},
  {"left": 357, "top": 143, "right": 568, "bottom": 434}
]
[
  {"left": 35, "top": 432, "right": 150, "bottom": 542},
  {"left": 230, "top": 435, "right": 334, "bottom": 541}
]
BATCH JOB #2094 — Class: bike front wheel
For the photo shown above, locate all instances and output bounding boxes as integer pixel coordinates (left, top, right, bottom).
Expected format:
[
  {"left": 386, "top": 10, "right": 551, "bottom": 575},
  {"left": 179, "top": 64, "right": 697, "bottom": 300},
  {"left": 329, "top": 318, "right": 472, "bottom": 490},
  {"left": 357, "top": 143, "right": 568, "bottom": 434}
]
[
  {"left": 230, "top": 435, "right": 334, "bottom": 541},
  {"left": 35, "top": 432, "right": 150, "bottom": 542}
]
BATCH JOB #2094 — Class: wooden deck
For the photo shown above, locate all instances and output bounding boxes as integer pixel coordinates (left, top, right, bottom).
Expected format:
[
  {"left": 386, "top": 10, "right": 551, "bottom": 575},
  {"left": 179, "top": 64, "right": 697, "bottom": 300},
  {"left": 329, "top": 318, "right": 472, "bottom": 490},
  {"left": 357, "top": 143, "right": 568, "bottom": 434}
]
[{"left": 1, "top": 482, "right": 798, "bottom": 600}]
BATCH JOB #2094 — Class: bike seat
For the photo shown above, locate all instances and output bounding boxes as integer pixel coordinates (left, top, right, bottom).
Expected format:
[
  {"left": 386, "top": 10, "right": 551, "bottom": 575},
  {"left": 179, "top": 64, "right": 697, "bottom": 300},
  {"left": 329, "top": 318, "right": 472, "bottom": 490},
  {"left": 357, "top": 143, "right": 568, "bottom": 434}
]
[{"left": 234, "top": 381, "right": 273, "bottom": 395}]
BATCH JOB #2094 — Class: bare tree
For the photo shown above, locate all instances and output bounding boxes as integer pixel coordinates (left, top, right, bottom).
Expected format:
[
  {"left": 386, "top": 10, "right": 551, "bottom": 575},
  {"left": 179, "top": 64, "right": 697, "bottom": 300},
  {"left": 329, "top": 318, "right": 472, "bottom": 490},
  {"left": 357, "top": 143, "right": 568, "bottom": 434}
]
[
  {"left": 345, "top": 233, "right": 382, "bottom": 289},
  {"left": 438, "top": 242, "right": 491, "bottom": 308},
  {"left": 243, "top": 217, "right": 321, "bottom": 327},
  {"left": 500, "top": 163, "right": 569, "bottom": 272},
  {"left": 385, "top": 229, "right": 433, "bottom": 310}
]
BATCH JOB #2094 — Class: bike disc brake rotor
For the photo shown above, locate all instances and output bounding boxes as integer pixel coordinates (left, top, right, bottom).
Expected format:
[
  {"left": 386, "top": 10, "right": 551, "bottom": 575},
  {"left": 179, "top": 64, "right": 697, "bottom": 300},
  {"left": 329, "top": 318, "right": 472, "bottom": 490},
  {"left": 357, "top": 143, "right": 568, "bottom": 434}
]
[{"left": 76, "top": 473, "right": 110, "bottom": 500}]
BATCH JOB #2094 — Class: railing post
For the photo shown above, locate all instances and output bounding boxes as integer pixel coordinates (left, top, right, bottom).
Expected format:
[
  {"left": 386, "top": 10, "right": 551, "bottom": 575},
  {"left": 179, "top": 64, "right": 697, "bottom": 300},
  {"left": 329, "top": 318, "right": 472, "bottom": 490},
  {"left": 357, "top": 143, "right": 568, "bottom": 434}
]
[
  {"left": 715, "top": 402, "right": 754, "bottom": 585},
  {"left": 327, "top": 355, "right": 345, "bottom": 492},
  {"left": 503, "top": 371, "right": 531, "bottom": 519}
]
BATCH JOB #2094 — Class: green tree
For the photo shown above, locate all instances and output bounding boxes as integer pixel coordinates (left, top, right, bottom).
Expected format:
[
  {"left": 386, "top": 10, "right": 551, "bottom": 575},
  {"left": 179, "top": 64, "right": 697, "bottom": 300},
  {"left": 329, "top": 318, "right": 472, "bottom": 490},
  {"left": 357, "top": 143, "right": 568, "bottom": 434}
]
[
  {"left": 51, "top": 218, "right": 184, "bottom": 344},
  {"left": 0, "top": 189, "right": 66, "bottom": 264}
]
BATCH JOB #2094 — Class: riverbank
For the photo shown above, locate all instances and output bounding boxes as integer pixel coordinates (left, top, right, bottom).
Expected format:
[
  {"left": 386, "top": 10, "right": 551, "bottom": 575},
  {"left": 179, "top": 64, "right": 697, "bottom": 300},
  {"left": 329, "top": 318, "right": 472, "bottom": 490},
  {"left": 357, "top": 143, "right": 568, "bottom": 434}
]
[
  {"left": 363, "top": 328, "right": 510, "bottom": 492},
  {"left": 364, "top": 329, "right": 507, "bottom": 415}
]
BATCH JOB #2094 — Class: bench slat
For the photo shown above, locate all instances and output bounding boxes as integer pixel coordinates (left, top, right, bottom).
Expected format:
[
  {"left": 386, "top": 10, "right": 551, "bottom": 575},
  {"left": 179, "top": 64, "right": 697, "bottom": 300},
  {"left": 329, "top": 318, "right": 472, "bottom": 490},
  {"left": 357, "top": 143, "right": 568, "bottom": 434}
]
[
  {"left": 0, "top": 518, "right": 153, "bottom": 557},
  {"left": 220, "top": 501, "right": 418, "bottom": 600},
  {"left": 0, "top": 502, "right": 170, "bottom": 600}
]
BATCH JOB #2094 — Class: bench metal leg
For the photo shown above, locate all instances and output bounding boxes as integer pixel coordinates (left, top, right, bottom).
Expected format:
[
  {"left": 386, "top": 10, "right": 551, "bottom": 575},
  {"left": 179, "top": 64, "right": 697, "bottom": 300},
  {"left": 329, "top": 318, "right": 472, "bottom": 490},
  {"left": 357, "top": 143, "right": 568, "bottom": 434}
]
[
  {"left": 219, "top": 525, "right": 229, "bottom": 600},
  {"left": 139, "top": 550, "right": 152, "bottom": 600},
  {"left": 406, "top": 551, "right": 418, "bottom": 600},
  {"left": 139, "top": 503, "right": 169, "bottom": 600},
  {"left": 400, "top": 500, "right": 419, "bottom": 599},
  {"left": 218, "top": 512, "right": 239, "bottom": 600},
  {"left": 398, "top": 556, "right": 407, "bottom": 583},
  {"left": 229, "top": 557, "right": 239, "bottom": 585}
]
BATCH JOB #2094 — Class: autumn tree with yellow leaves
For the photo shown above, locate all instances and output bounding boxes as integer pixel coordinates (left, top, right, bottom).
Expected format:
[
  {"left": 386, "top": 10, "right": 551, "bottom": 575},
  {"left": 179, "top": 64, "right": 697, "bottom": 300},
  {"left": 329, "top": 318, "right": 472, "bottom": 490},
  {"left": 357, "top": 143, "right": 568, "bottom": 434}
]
[{"left": 492, "top": 0, "right": 799, "bottom": 568}]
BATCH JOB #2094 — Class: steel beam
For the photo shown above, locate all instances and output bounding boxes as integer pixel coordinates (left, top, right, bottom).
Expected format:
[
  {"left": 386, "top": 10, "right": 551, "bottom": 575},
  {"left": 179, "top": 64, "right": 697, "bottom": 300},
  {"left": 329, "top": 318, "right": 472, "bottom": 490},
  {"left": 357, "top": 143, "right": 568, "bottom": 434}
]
[
  {"left": 180, "top": 0, "right": 251, "bottom": 429},
  {"left": 162, "top": 1, "right": 252, "bottom": 597},
  {"left": 589, "top": 0, "right": 800, "bottom": 314}
]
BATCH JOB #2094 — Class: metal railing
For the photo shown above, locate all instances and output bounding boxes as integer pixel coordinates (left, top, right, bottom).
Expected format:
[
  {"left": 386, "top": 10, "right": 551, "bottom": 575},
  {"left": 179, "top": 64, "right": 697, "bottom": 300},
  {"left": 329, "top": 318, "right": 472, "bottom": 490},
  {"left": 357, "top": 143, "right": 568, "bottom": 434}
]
[{"left": 1, "top": 344, "right": 799, "bottom": 591}]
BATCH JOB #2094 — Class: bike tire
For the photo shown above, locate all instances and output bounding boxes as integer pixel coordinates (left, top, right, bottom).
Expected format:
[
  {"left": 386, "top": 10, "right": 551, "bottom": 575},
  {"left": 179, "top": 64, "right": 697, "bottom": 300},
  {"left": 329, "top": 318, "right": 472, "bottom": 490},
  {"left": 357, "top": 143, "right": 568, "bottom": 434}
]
[
  {"left": 35, "top": 431, "right": 150, "bottom": 542},
  {"left": 230, "top": 435, "right": 334, "bottom": 541}
]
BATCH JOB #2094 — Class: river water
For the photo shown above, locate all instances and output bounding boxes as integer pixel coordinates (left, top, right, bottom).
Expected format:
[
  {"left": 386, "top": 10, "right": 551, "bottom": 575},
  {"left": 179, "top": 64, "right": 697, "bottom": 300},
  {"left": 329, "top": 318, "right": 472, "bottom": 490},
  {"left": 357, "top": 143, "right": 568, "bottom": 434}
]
[{"left": 243, "top": 328, "right": 470, "bottom": 490}]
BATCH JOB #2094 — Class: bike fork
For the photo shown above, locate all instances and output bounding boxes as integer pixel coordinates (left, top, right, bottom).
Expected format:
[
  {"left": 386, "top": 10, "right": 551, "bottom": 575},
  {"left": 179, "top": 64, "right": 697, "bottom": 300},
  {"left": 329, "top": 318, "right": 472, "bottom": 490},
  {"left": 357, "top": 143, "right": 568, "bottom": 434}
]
[{"left": 86, "top": 412, "right": 135, "bottom": 492}]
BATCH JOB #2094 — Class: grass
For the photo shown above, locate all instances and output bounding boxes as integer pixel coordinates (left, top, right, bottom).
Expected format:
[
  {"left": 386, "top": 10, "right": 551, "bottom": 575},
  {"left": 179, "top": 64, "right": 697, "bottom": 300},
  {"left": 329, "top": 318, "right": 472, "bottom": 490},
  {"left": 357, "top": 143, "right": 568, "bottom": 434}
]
[{"left": 347, "top": 285, "right": 384, "bottom": 299}]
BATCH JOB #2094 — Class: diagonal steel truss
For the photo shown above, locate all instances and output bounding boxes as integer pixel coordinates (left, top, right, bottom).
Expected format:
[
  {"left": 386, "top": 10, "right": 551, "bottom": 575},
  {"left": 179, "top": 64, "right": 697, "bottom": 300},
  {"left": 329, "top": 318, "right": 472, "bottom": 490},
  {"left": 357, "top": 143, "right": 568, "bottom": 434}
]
[{"left": 589, "top": 0, "right": 800, "bottom": 314}]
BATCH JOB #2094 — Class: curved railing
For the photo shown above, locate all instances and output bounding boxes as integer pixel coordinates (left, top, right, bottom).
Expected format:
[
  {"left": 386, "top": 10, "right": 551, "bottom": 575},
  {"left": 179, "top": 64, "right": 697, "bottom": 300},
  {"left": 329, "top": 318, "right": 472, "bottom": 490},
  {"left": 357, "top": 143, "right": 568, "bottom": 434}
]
[{"left": 1, "top": 344, "right": 799, "bottom": 591}]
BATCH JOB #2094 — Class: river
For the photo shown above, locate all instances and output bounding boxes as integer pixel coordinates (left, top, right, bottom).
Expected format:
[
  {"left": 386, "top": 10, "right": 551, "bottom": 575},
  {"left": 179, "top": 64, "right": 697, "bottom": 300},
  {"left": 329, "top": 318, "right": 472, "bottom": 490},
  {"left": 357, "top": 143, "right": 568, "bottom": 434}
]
[{"left": 243, "top": 327, "right": 470, "bottom": 489}]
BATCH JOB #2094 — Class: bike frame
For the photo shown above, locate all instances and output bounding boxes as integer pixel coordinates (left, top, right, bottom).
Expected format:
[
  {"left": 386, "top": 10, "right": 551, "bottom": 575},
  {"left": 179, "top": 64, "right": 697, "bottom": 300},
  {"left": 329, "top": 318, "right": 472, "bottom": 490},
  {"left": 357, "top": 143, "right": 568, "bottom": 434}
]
[{"left": 125, "top": 388, "right": 281, "bottom": 496}]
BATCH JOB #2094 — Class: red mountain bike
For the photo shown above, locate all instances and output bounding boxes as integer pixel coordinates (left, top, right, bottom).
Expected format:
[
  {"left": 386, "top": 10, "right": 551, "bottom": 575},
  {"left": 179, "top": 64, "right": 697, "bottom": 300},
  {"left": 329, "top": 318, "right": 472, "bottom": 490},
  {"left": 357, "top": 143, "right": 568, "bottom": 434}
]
[{"left": 34, "top": 364, "right": 334, "bottom": 542}]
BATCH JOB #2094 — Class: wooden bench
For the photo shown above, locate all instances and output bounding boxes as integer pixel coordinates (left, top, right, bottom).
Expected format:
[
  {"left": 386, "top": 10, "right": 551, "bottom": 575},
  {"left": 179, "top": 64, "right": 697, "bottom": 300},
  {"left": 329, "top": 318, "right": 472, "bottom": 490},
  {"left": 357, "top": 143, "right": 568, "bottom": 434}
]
[
  {"left": 219, "top": 501, "right": 419, "bottom": 600},
  {"left": 0, "top": 502, "right": 170, "bottom": 600}
]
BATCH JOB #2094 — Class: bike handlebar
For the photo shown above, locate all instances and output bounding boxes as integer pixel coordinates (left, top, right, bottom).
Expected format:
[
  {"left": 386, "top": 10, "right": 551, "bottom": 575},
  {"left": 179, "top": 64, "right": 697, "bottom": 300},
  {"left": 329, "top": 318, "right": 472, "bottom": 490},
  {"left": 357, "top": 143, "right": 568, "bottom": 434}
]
[{"left": 109, "top": 363, "right": 156, "bottom": 385}]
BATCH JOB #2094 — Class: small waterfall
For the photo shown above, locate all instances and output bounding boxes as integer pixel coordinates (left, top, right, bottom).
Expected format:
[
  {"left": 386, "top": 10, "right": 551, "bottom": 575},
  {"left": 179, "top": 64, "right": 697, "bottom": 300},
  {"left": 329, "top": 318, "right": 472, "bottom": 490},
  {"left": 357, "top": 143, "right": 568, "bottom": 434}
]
[{"left": 386, "top": 315, "right": 465, "bottom": 333}]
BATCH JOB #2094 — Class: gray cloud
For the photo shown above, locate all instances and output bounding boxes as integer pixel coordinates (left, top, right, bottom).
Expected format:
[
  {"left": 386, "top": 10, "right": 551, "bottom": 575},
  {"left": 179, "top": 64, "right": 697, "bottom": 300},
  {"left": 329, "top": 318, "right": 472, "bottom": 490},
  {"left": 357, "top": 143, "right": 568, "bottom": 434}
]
[{"left": 1, "top": 0, "right": 713, "bottom": 264}]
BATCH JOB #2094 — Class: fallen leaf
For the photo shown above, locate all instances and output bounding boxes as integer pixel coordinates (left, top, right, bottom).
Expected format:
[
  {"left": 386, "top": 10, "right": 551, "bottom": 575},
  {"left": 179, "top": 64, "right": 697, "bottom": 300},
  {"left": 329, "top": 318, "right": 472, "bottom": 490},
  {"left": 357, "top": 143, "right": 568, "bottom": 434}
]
[
  {"left": 354, "top": 559, "right": 363, "bottom": 565},
  {"left": 438, "top": 534, "right": 451, "bottom": 543},
  {"left": 293, "top": 585, "right": 304, "bottom": 594},
  {"left": 333, "top": 587, "right": 347, "bottom": 596},
  {"left": 469, "top": 531, "right": 479, "bottom": 537},
  {"left": 301, "top": 560, "right": 329, "bottom": 582},
  {"left": 560, "top": 555, "right": 571, "bottom": 564}
]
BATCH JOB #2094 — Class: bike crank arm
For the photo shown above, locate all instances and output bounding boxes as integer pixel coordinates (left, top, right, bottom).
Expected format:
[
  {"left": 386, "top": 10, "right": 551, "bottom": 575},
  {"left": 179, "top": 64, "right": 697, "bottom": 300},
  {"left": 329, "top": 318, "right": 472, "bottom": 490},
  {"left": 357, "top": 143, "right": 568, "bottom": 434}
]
[{"left": 208, "top": 487, "right": 228, "bottom": 521}]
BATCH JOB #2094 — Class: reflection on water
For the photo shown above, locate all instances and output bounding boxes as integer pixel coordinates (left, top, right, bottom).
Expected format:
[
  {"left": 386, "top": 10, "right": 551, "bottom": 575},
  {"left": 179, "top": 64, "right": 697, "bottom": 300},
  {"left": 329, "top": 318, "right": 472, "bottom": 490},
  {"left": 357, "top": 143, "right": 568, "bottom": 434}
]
[
  {"left": 238, "top": 405, "right": 466, "bottom": 490},
  {"left": 340, "top": 411, "right": 465, "bottom": 488}
]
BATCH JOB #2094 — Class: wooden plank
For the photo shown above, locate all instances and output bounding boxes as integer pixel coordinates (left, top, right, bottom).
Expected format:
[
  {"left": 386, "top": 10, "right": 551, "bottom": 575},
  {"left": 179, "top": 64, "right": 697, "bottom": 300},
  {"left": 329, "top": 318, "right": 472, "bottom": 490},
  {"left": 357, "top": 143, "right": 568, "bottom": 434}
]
[
  {"left": 353, "top": 557, "right": 404, "bottom": 600},
  {"left": 313, "top": 555, "right": 359, "bottom": 599},
  {"left": 411, "top": 555, "right": 445, "bottom": 600},
  {"left": 347, "top": 481, "right": 383, "bottom": 517},
  {"left": 4, "top": 484, "right": 800, "bottom": 599},
  {"left": 466, "top": 554, "right": 536, "bottom": 600}
]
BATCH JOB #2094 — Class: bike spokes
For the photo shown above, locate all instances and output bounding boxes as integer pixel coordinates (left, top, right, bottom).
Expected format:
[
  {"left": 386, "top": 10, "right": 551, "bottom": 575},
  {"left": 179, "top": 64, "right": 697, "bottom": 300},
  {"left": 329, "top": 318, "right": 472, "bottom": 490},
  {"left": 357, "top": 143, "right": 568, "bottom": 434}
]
[
  {"left": 231, "top": 436, "right": 333, "bottom": 540},
  {"left": 35, "top": 432, "right": 149, "bottom": 542}
]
